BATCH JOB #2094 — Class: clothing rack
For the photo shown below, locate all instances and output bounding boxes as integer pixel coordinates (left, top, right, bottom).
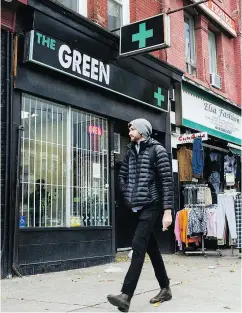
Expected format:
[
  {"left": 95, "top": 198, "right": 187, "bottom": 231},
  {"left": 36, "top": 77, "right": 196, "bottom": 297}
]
[
  {"left": 184, "top": 204, "right": 222, "bottom": 257},
  {"left": 182, "top": 184, "right": 208, "bottom": 187}
]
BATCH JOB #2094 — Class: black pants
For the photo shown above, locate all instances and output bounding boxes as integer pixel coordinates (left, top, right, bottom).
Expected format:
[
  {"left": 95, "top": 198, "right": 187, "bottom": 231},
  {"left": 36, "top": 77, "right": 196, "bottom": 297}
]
[{"left": 121, "top": 204, "right": 169, "bottom": 297}]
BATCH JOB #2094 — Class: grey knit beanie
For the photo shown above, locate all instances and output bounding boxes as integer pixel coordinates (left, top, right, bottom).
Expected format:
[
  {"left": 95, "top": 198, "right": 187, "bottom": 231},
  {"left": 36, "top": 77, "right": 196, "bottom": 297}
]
[{"left": 129, "top": 118, "right": 152, "bottom": 138}]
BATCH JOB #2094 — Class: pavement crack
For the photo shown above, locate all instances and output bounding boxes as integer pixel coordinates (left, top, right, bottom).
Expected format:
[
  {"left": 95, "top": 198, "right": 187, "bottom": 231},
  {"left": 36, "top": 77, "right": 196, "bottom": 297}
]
[{"left": 2, "top": 296, "right": 82, "bottom": 306}]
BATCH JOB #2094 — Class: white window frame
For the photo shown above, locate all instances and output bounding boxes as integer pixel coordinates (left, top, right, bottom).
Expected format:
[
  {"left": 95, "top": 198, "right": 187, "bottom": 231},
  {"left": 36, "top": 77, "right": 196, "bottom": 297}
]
[
  {"left": 184, "top": 13, "right": 197, "bottom": 75},
  {"left": 108, "top": 0, "right": 130, "bottom": 31},
  {"left": 78, "top": 0, "right": 88, "bottom": 17},
  {"left": 56, "top": 0, "right": 88, "bottom": 17},
  {"left": 208, "top": 30, "right": 217, "bottom": 74}
]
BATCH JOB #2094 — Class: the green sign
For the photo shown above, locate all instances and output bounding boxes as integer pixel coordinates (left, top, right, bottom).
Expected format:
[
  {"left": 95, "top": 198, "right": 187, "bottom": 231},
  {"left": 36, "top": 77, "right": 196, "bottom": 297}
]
[{"left": 120, "top": 14, "right": 170, "bottom": 57}]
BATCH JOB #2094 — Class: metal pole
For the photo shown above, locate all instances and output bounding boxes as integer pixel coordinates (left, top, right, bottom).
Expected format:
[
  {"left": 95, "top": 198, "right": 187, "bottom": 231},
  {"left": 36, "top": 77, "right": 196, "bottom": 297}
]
[{"left": 167, "top": 0, "right": 209, "bottom": 15}]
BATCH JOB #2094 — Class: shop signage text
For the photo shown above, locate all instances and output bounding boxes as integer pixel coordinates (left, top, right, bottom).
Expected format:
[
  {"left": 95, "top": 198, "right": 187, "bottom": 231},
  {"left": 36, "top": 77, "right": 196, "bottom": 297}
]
[
  {"left": 181, "top": 88, "right": 242, "bottom": 145},
  {"left": 178, "top": 132, "right": 208, "bottom": 144},
  {"left": 35, "top": 32, "right": 110, "bottom": 85},
  {"left": 120, "top": 13, "right": 170, "bottom": 57},
  {"left": 88, "top": 125, "right": 103, "bottom": 136},
  {"left": 24, "top": 30, "right": 169, "bottom": 112},
  {"left": 192, "top": 0, "right": 236, "bottom": 37}
]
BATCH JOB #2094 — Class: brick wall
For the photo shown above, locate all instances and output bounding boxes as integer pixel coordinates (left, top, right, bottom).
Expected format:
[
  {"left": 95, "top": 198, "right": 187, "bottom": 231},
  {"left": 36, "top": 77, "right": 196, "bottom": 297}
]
[{"left": 87, "top": 0, "right": 241, "bottom": 106}]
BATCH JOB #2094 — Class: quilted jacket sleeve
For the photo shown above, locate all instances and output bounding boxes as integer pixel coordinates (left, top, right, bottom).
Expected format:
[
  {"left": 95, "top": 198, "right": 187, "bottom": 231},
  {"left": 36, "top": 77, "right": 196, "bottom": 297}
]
[
  {"left": 118, "top": 151, "right": 129, "bottom": 192},
  {"left": 155, "top": 145, "right": 173, "bottom": 210}
]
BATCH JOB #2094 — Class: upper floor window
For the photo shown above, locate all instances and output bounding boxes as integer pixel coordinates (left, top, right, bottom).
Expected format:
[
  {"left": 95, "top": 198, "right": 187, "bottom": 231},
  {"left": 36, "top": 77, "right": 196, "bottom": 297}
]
[
  {"left": 184, "top": 14, "right": 197, "bottom": 76},
  {"left": 56, "top": 0, "right": 87, "bottom": 17},
  {"left": 108, "top": 0, "right": 130, "bottom": 33},
  {"left": 208, "top": 30, "right": 217, "bottom": 74}
]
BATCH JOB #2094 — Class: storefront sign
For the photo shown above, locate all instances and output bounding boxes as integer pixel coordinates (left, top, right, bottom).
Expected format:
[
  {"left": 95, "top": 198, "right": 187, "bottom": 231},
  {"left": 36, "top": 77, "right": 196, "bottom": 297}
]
[
  {"left": 192, "top": 0, "right": 236, "bottom": 37},
  {"left": 181, "top": 85, "right": 242, "bottom": 145},
  {"left": 120, "top": 13, "right": 170, "bottom": 57},
  {"left": 24, "top": 30, "right": 169, "bottom": 112},
  {"left": 178, "top": 132, "right": 208, "bottom": 144}
]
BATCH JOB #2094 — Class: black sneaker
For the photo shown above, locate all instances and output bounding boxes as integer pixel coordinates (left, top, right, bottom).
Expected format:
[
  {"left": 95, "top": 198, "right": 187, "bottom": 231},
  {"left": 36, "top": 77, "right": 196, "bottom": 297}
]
[
  {"left": 107, "top": 293, "right": 131, "bottom": 312},
  {"left": 150, "top": 286, "right": 172, "bottom": 304}
]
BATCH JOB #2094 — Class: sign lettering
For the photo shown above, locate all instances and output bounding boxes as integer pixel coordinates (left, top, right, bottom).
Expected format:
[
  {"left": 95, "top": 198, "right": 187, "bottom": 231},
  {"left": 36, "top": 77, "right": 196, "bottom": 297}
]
[{"left": 24, "top": 30, "right": 169, "bottom": 112}]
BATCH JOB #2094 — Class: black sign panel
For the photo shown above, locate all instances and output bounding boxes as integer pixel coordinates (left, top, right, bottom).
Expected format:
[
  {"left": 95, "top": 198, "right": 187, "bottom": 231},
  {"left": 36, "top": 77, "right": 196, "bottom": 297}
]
[
  {"left": 24, "top": 30, "right": 169, "bottom": 112},
  {"left": 120, "top": 14, "right": 170, "bottom": 57}
]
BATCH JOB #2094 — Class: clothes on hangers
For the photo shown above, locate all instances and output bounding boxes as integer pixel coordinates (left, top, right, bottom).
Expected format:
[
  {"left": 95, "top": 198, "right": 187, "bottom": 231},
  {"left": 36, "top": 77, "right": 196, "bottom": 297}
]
[
  {"left": 187, "top": 207, "right": 207, "bottom": 237},
  {"left": 183, "top": 185, "right": 212, "bottom": 206},
  {"left": 177, "top": 147, "right": 193, "bottom": 181},
  {"left": 209, "top": 172, "right": 220, "bottom": 194},
  {"left": 174, "top": 213, "right": 182, "bottom": 250},
  {"left": 217, "top": 194, "right": 237, "bottom": 240},
  {"left": 182, "top": 187, "right": 197, "bottom": 205},
  {"left": 206, "top": 207, "right": 217, "bottom": 237},
  {"left": 224, "top": 154, "right": 237, "bottom": 175},
  {"left": 175, "top": 209, "right": 201, "bottom": 249},
  {"left": 192, "top": 138, "right": 204, "bottom": 178}
]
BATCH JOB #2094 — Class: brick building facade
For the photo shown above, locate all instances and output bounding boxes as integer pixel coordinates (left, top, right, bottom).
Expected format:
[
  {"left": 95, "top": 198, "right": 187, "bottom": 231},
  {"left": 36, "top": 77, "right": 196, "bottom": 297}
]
[{"left": 85, "top": 0, "right": 241, "bottom": 106}]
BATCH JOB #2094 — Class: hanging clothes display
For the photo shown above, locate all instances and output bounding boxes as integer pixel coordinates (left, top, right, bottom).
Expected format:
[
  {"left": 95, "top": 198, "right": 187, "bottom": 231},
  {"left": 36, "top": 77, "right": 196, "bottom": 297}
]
[
  {"left": 209, "top": 172, "right": 220, "bottom": 194},
  {"left": 192, "top": 138, "right": 204, "bottom": 178},
  {"left": 235, "top": 194, "right": 242, "bottom": 250},
  {"left": 177, "top": 147, "right": 193, "bottom": 182},
  {"left": 175, "top": 208, "right": 201, "bottom": 249},
  {"left": 224, "top": 154, "right": 237, "bottom": 175},
  {"left": 187, "top": 206, "right": 207, "bottom": 236},
  {"left": 182, "top": 185, "right": 212, "bottom": 206},
  {"left": 206, "top": 207, "right": 217, "bottom": 238},
  {"left": 216, "top": 193, "right": 237, "bottom": 240}
]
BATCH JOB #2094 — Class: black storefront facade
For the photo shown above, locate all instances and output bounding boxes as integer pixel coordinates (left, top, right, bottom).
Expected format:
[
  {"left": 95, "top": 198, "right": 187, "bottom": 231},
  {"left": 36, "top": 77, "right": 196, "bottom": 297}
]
[{"left": 4, "top": 0, "right": 183, "bottom": 277}]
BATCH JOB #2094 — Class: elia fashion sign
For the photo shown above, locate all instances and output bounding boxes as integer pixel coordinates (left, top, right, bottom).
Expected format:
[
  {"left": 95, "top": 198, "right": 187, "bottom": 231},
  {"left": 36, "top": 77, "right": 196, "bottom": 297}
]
[
  {"left": 181, "top": 87, "right": 242, "bottom": 145},
  {"left": 120, "top": 14, "right": 170, "bottom": 57},
  {"left": 24, "top": 30, "right": 169, "bottom": 112},
  {"left": 191, "top": 0, "right": 236, "bottom": 37},
  {"left": 177, "top": 132, "right": 208, "bottom": 144}
]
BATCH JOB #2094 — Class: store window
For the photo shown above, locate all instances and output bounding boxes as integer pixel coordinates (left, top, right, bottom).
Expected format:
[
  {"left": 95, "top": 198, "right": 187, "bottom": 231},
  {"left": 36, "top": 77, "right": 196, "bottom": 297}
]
[
  {"left": 56, "top": 0, "right": 88, "bottom": 17},
  {"left": 184, "top": 14, "right": 197, "bottom": 76},
  {"left": 208, "top": 30, "right": 217, "bottom": 74},
  {"left": 70, "top": 110, "right": 110, "bottom": 226},
  {"left": 108, "top": 0, "right": 130, "bottom": 33},
  {"left": 19, "top": 94, "right": 110, "bottom": 228}
]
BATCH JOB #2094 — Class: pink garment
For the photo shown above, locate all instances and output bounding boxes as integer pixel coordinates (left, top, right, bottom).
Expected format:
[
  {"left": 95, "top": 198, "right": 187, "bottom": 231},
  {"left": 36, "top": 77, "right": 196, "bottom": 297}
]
[
  {"left": 174, "top": 212, "right": 183, "bottom": 250},
  {"left": 206, "top": 209, "right": 217, "bottom": 237}
]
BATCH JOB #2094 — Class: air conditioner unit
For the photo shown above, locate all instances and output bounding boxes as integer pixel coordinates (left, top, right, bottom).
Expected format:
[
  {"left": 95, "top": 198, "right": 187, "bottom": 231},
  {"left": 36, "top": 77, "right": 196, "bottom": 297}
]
[{"left": 210, "top": 73, "right": 222, "bottom": 89}]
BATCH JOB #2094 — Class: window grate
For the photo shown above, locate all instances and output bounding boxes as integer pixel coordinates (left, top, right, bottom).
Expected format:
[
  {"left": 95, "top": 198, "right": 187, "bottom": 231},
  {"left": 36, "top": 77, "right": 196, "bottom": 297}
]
[{"left": 20, "top": 94, "right": 110, "bottom": 228}]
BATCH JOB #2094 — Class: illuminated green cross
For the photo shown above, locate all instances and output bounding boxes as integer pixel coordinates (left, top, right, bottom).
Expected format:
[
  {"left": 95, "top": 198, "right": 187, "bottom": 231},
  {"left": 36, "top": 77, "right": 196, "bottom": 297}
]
[
  {"left": 154, "top": 87, "right": 165, "bottom": 107},
  {"left": 132, "top": 23, "right": 153, "bottom": 49}
]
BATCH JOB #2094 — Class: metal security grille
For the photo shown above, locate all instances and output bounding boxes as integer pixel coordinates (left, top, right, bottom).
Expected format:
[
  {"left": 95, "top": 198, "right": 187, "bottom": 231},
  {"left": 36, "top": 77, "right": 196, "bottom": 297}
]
[
  {"left": 19, "top": 94, "right": 110, "bottom": 228},
  {"left": 71, "top": 110, "right": 109, "bottom": 226},
  {"left": 20, "top": 95, "right": 68, "bottom": 227}
]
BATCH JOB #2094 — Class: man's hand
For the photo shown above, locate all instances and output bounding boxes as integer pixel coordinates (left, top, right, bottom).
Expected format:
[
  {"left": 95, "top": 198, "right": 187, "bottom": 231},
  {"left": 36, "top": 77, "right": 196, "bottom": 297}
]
[{"left": 162, "top": 210, "right": 172, "bottom": 231}]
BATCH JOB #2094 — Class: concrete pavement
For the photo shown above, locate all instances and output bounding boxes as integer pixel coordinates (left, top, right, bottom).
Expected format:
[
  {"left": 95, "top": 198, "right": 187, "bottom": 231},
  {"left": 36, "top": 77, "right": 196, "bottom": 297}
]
[{"left": 1, "top": 251, "right": 241, "bottom": 312}]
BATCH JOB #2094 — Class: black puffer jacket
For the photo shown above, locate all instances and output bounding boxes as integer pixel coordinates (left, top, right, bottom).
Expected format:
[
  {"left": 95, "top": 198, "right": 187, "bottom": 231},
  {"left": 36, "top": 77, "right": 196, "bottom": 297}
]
[{"left": 118, "top": 138, "right": 173, "bottom": 210}]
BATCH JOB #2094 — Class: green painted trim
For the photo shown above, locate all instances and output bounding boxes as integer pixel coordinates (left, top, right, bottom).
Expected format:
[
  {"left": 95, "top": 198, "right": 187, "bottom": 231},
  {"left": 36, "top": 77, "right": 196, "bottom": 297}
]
[
  {"left": 183, "top": 118, "right": 242, "bottom": 145},
  {"left": 182, "top": 82, "right": 241, "bottom": 116}
]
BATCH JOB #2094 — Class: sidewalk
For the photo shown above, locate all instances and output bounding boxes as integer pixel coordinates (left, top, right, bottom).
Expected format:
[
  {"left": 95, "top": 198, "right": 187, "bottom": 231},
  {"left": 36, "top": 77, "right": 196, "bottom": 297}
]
[{"left": 1, "top": 251, "right": 241, "bottom": 312}]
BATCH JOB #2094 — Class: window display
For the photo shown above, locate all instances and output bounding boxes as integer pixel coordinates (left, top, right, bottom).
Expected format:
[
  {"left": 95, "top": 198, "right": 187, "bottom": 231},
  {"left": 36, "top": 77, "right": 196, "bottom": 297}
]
[{"left": 19, "top": 94, "right": 110, "bottom": 228}]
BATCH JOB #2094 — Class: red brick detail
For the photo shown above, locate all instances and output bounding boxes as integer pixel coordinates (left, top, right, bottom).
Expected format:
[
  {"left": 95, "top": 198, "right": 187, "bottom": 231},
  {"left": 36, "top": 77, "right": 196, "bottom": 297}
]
[{"left": 86, "top": 0, "right": 241, "bottom": 106}]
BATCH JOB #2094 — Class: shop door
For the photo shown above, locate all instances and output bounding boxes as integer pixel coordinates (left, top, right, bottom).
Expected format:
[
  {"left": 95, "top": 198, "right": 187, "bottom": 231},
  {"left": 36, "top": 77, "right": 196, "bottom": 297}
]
[{"left": 114, "top": 130, "right": 135, "bottom": 249}]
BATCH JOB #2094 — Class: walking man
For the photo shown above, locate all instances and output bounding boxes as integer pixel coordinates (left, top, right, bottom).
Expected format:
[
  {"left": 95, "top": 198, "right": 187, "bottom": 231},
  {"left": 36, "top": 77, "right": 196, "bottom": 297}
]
[{"left": 107, "top": 118, "right": 173, "bottom": 312}]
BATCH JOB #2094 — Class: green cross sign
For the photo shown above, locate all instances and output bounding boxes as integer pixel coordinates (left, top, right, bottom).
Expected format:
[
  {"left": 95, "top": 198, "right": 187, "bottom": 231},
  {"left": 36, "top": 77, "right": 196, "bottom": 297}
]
[
  {"left": 132, "top": 23, "right": 153, "bottom": 49},
  {"left": 154, "top": 87, "right": 165, "bottom": 107}
]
